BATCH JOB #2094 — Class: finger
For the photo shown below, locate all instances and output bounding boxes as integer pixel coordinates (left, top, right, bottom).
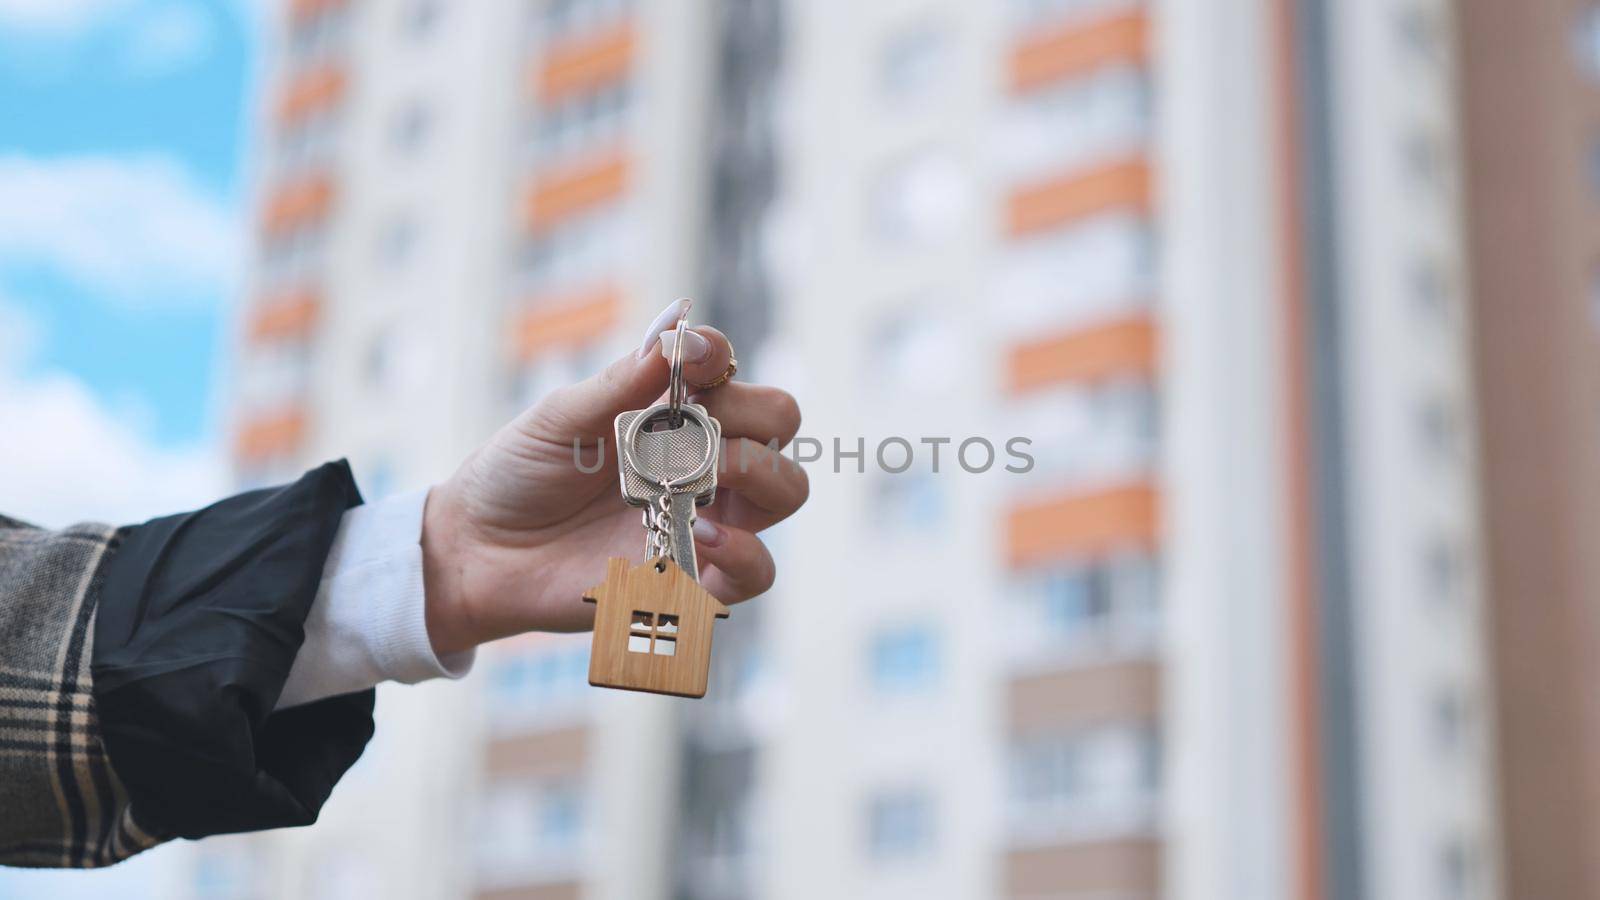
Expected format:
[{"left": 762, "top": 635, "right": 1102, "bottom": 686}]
[
  {"left": 716, "top": 437, "right": 809, "bottom": 523},
  {"left": 695, "top": 383, "right": 802, "bottom": 448},
  {"left": 701, "top": 490, "right": 788, "bottom": 534},
  {"left": 662, "top": 324, "right": 734, "bottom": 390},
  {"left": 549, "top": 323, "right": 729, "bottom": 435},
  {"left": 693, "top": 518, "right": 776, "bottom": 603},
  {"left": 522, "top": 300, "right": 689, "bottom": 439}
]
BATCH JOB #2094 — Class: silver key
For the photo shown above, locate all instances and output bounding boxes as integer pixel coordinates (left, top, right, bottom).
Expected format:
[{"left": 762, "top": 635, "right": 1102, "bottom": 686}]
[{"left": 616, "top": 400, "right": 721, "bottom": 579}]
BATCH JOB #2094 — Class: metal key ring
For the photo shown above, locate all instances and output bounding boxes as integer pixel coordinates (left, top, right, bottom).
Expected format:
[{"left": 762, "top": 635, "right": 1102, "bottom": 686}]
[
  {"left": 668, "top": 308, "right": 689, "bottom": 425},
  {"left": 620, "top": 401, "right": 717, "bottom": 489}
]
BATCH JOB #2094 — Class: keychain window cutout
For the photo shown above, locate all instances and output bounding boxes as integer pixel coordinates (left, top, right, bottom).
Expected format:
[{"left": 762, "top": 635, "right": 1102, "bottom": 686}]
[
  {"left": 627, "top": 611, "right": 680, "bottom": 656},
  {"left": 584, "top": 557, "right": 731, "bottom": 697}
]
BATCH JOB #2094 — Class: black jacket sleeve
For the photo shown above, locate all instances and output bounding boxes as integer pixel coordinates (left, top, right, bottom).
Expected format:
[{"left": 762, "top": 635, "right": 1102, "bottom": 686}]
[{"left": 90, "top": 460, "right": 375, "bottom": 840}]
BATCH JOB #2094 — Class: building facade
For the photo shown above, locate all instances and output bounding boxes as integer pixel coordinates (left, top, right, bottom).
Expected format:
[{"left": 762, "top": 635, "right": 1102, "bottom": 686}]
[
  {"left": 214, "top": 1, "right": 1506, "bottom": 899},
  {"left": 1457, "top": 2, "right": 1600, "bottom": 899}
]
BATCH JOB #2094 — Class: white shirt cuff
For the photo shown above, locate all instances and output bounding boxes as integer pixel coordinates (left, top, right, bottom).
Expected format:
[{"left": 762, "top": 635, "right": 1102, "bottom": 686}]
[{"left": 276, "top": 487, "right": 475, "bottom": 710}]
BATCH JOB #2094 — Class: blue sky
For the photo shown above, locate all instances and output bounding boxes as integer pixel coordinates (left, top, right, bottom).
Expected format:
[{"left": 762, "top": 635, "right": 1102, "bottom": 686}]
[
  {"left": 0, "top": 0, "right": 260, "bottom": 527},
  {"left": 0, "top": 7, "right": 266, "bottom": 886},
  {"left": 0, "top": 0, "right": 254, "bottom": 443}
]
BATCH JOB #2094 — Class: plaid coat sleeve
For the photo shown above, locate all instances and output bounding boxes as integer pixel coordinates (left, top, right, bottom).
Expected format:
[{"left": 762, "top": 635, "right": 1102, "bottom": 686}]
[{"left": 0, "top": 515, "right": 162, "bottom": 868}]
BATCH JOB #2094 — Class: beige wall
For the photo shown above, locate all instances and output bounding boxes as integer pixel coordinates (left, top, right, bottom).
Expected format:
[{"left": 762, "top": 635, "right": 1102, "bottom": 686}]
[{"left": 1458, "top": 1, "right": 1600, "bottom": 898}]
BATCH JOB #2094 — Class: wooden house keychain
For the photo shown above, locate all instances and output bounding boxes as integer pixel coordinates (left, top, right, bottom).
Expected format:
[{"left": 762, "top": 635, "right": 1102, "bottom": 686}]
[{"left": 583, "top": 307, "right": 730, "bottom": 698}]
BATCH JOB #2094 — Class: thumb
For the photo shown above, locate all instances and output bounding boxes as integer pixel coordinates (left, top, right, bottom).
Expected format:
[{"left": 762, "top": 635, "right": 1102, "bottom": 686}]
[{"left": 520, "top": 299, "right": 727, "bottom": 440}]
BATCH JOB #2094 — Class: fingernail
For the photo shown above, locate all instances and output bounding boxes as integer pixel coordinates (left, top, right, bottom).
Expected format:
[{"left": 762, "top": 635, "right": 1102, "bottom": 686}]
[
  {"left": 659, "top": 328, "right": 712, "bottom": 364},
  {"left": 692, "top": 517, "right": 724, "bottom": 548},
  {"left": 637, "top": 298, "right": 690, "bottom": 358}
]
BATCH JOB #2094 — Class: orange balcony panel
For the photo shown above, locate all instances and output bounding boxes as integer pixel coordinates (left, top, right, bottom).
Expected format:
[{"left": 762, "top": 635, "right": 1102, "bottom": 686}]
[
  {"left": 537, "top": 22, "right": 636, "bottom": 103},
  {"left": 485, "top": 726, "right": 589, "bottom": 779},
  {"left": 514, "top": 288, "right": 622, "bottom": 359},
  {"left": 477, "top": 883, "right": 581, "bottom": 900},
  {"left": 262, "top": 176, "right": 333, "bottom": 237},
  {"left": 249, "top": 292, "right": 321, "bottom": 342},
  {"left": 235, "top": 410, "right": 306, "bottom": 463},
  {"left": 1007, "top": 314, "right": 1158, "bottom": 393},
  {"left": 277, "top": 65, "right": 346, "bottom": 126},
  {"left": 525, "top": 155, "right": 629, "bottom": 231},
  {"left": 1007, "top": 483, "right": 1159, "bottom": 567},
  {"left": 1009, "top": 660, "right": 1162, "bottom": 732},
  {"left": 290, "top": 0, "right": 346, "bottom": 25},
  {"left": 1006, "top": 838, "right": 1161, "bottom": 897},
  {"left": 1010, "top": 9, "right": 1149, "bottom": 93},
  {"left": 1007, "top": 158, "right": 1151, "bottom": 237}
]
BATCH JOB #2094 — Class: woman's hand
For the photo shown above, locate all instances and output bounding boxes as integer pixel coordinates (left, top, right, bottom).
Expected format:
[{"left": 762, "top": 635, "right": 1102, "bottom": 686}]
[{"left": 419, "top": 300, "right": 807, "bottom": 655}]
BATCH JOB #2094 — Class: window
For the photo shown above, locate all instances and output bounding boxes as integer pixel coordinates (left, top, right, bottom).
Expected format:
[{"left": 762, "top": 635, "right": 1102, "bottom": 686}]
[
  {"left": 477, "top": 778, "right": 587, "bottom": 883},
  {"left": 1574, "top": 8, "right": 1600, "bottom": 82},
  {"left": 1423, "top": 536, "right": 1468, "bottom": 608},
  {"left": 405, "top": 0, "right": 442, "bottom": 38},
  {"left": 867, "top": 790, "right": 933, "bottom": 860},
  {"left": 1041, "top": 553, "right": 1156, "bottom": 637},
  {"left": 997, "top": 66, "right": 1149, "bottom": 182},
  {"left": 869, "top": 625, "right": 939, "bottom": 694},
  {"left": 513, "top": 208, "right": 630, "bottom": 296},
  {"left": 1587, "top": 133, "right": 1600, "bottom": 200},
  {"left": 260, "top": 223, "right": 329, "bottom": 296},
  {"left": 1042, "top": 567, "right": 1109, "bottom": 632},
  {"left": 1009, "top": 725, "right": 1159, "bottom": 833},
  {"left": 868, "top": 150, "right": 969, "bottom": 247},
  {"left": 1439, "top": 836, "right": 1481, "bottom": 900},
  {"left": 629, "top": 610, "right": 679, "bottom": 656},
  {"left": 1396, "top": 4, "right": 1445, "bottom": 67},
  {"left": 377, "top": 216, "right": 419, "bottom": 268},
  {"left": 1430, "top": 684, "right": 1475, "bottom": 755},
  {"left": 1012, "top": 380, "right": 1159, "bottom": 481},
  {"left": 868, "top": 309, "right": 960, "bottom": 396},
  {"left": 362, "top": 328, "right": 395, "bottom": 392},
  {"left": 538, "top": 784, "right": 583, "bottom": 847},
  {"left": 237, "top": 342, "right": 312, "bottom": 414},
  {"left": 390, "top": 101, "right": 432, "bottom": 156},
  {"left": 990, "top": 213, "right": 1155, "bottom": 330},
  {"left": 1402, "top": 126, "right": 1450, "bottom": 196},
  {"left": 288, "top": 3, "right": 350, "bottom": 65},
  {"left": 360, "top": 458, "right": 396, "bottom": 501},
  {"left": 487, "top": 642, "right": 590, "bottom": 731},
  {"left": 880, "top": 23, "right": 950, "bottom": 104},
  {"left": 191, "top": 844, "right": 258, "bottom": 900},
  {"left": 870, "top": 472, "right": 943, "bottom": 533},
  {"left": 543, "top": 0, "right": 633, "bottom": 39},
  {"left": 361, "top": 325, "right": 433, "bottom": 396},
  {"left": 1418, "top": 393, "right": 1462, "bottom": 461},
  {"left": 1409, "top": 257, "right": 1455, "bottom": 324},
  {"left": 276, "top": 114, "right": 340, "bottom": 179},
  {"left": 1590, "top": 266, "right": 1600, "bottom": 331},
  {"left": 530, "top": 84, "right": 631, "bottom": 162},
  {"left": 1012, "top": 552, "right": 1159, "bottom": 661}
]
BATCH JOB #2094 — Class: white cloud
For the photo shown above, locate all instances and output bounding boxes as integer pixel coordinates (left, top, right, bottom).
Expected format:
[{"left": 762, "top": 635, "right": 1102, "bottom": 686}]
[
  {"left": 0, "top": 370, "right": 227, "bottom": 527},
  {"left": 0, "top": 154, "right": 242, "bottom": 308},
  {"left": 0, "top": 0, "right": 131, "bottom": 34},
  {"left": 122, "top": 3, "right": 214, "bottom": 75},
  {"left": 0, "top": 302, "right": 227, "bottom": 529}
]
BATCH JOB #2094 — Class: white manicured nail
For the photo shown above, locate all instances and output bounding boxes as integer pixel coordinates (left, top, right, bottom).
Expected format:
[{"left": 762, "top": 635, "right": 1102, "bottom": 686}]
[
  {"left": 637, "top": 298, "right": 691, "bottom": 358},
  {"left": 659, "top": 328, "right": 712, "bottom": 364},
  {"left": 692, "top": 517, "right": 724, "bottom": 547}
]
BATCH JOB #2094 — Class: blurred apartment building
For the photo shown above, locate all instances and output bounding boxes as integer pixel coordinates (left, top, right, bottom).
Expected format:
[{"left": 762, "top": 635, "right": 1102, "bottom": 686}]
[
  {"left": 1455, "top": 2, "right": 1600, "bottom": 899},
  {"left": 211, "top": 0, "right": 1539, "bottom": 898}
]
